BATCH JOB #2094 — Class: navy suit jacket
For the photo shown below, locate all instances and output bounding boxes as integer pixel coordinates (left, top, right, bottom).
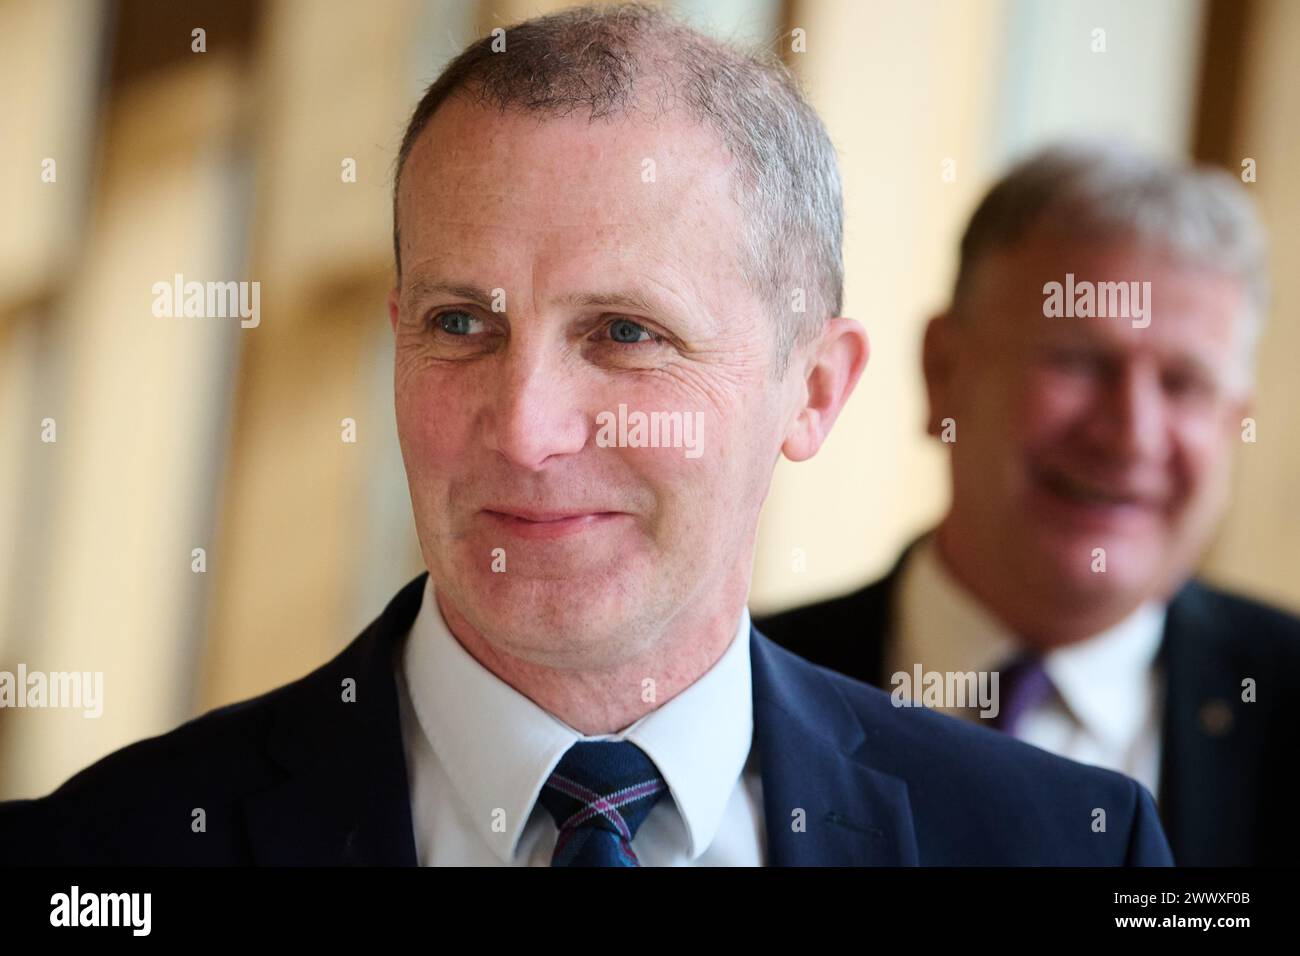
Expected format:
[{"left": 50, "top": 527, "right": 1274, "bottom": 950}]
[
  {"left": 0, "top": 573, "right": 1172, "bottom": 865},
  {"left": 755, "top": 545, "right": 1300, "bottom": 866}
]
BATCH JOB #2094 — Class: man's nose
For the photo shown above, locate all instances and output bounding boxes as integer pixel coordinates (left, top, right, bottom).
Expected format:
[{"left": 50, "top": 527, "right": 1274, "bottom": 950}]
[
  {"left": 1086, "top": 364, "right": 1170, "bottom": 463},
  {"left": 481, "top": 348, "right": 590, "bottom": 470}
]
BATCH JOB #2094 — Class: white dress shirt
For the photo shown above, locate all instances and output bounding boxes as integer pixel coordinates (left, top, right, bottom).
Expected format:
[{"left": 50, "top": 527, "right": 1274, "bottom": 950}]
[
  {"left": 888, "top": 534, "right": 1166, "bottom": 798},
  {"left": 394, "top": 575, "right": 766, "bottom": 865}
]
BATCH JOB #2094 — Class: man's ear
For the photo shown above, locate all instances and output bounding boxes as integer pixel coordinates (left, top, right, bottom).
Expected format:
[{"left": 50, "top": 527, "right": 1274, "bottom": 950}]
[
  {"left": 921, "top": 311, "right": 957, "bottom": 438},
  {"left": 781, "top": 317, "right": 870, "bottom": 462},
  {"left": 387, "top": 286, "right": 401, "bottom": 335}
]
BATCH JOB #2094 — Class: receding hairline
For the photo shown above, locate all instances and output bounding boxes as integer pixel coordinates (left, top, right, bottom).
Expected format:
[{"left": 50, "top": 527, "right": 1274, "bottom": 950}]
[
  {"left": 394, "top": 84, "right": 741, "bottom": 200},
  {"left": 950, "top": 144, "right": 1268, "bottom": 318},
  {"left": 392, "top": 72, "right": 755, "bottom": 283},
  {"left": 389, "top": 6, "right": 753, "bottom": 274},
  {"left": 388, "top": 1, "right": 847, "bottom": 373},
  {"left": 955, "top": 223, "right": 1254, "bottom": 304}
]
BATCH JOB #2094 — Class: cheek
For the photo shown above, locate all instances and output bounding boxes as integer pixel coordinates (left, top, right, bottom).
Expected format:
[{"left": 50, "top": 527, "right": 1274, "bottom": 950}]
[
  {"left": 1019, "top": 370, "right": 1095, "bottom": 448},
  {"left": 620, "top": 449, "right": 713, "bottom": 528},
  {"left": 950, "top": 366, "right": 1066, "bottom": 466},
  {"left": 1170, "top": 409, "right": 1237, "bottom": 500},
  {"left": 603, "top": 380, "right": 769, "bottom": 524},
  {"left": 601, "top": 403, "right": 722, "bottom": 499},
  {"left": 395, "top": 371, "right": 474, "bottom": 475}
]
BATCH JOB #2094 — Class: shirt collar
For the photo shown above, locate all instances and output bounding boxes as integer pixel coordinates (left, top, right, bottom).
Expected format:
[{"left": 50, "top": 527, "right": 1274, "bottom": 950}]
[
  {"left": 895, "top": 533, "right": 1165, "bottom": 743},
  {"left": 401, "top": 575, "right": 753, "bottom": 863},
  {"left": 1042, "top": 603, "right": 1165, "bottom": 748}
]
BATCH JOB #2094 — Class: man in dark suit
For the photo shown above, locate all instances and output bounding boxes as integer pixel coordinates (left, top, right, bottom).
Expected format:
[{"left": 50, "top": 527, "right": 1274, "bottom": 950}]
[
  {"left": 1, "top": 571, "right": 1171, "bottom": 865},
  {"left": 1, "top": 7, "right": 1171, "bottom": 866},
  {"left": 758, "top": 142, "right": 1299, "bottom": 866}
]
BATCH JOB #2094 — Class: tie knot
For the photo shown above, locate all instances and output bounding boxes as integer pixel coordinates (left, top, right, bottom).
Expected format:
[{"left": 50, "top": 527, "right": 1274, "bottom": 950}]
[
  {"left": 538, "top": 740, "right": 668, "bottom": 866},
  {"left": 988, "top": 651, "right": 1056, "bottom": 734}
]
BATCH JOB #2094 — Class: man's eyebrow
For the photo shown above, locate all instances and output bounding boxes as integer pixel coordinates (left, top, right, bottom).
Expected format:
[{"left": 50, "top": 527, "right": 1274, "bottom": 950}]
[
  {"left": 401, "top": 277, "right": 496, "bottom": 310},
  {"left": 555, "top": 288, "right": 662, "bottom": 315},
  {"left": 402, "top": 277, "right": 672, "bottom": 319}
]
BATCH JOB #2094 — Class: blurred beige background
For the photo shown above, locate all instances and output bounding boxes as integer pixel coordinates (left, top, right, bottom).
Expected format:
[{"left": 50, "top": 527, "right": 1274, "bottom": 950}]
[{"left": 1, "top": 0, "right": 1296, "bottom": 799}]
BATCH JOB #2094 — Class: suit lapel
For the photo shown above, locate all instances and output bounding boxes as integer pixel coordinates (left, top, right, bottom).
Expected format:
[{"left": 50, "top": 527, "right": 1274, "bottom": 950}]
[
  {"left": 751, "top": 628, "right": 918, "bottom": 865},
  {"left": 241, "top": 574, "right": 428, "bottom": 865},
  {"left": 1157, "top": 582, "right": 1263, "bottom": 865}
]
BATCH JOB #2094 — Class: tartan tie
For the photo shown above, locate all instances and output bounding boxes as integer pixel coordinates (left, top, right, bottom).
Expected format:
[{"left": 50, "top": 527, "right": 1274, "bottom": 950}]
[
  {"left": 537, "top": 740, "right": 668, "bottom": 866},
  {"left": 988, "top": 651, "right": 1056, "bottom": 735}
]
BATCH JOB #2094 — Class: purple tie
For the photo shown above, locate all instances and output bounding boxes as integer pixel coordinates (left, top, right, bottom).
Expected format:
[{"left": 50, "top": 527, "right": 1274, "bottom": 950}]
[{"left": 987, "top": 652, "right": 1056, "bottom": 735}]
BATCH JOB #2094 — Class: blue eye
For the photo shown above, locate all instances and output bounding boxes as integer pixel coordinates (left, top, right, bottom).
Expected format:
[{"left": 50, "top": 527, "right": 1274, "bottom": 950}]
[
  {"left": 435, "top": 310, "right": 481, "bottom": 336},
  {"left": 608, "top": 318, "right": 653, "bottom": 344}
]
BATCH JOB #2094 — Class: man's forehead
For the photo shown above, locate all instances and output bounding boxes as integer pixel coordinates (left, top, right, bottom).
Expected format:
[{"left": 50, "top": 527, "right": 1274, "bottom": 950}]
[
  {"left": 968, "top": 239, "right": 1248, "bottom": 362},
  {"left": 976, "top": 241, "right": 1246, "bottom": 316},
  {"left": 982, "top": 236, "right": 1236, "bottom": 288},
  {"left": 393, "top": 99, "right": 753, "bottom": 328},
  {"left": 398, "top": 98, "right": 738, "bottom": 225}
]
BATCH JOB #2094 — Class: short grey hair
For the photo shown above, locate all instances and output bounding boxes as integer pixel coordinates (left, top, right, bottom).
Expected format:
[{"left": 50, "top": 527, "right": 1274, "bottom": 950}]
[
  {"left": 953, "top": 140, "right": 1269, "bottom": 367},
  {"left": 392, "top": 2, "right": 843, "bottom": 373}
]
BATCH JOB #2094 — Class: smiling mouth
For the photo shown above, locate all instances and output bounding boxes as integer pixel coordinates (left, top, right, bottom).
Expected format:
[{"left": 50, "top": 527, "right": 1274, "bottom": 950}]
[{"left": 1035, "top": 467, "right": 1163, "bottom": 513}]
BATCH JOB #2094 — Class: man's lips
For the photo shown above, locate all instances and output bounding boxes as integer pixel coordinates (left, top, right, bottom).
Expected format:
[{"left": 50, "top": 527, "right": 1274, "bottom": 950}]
[
  {"left": 479, "top": 507, "right": 629, "bottom": 540},
  {"left": 1032, "top": 465, "right": 1168, "bottom": 522}
]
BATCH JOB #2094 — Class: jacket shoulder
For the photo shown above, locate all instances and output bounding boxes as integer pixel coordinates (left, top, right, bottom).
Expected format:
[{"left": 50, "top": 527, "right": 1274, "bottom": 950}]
[
  {"left": 754, "top": 579, "right": 890, "bottom": 682},
  {"left": 1178, "top": 579, "right": 1300, "bottom": 652},
  {"left": 0, "top": 575, "right": 424, "bottom": 865},
  {"left": 0, "top": 639, "right": 354, "bottom": 864}
]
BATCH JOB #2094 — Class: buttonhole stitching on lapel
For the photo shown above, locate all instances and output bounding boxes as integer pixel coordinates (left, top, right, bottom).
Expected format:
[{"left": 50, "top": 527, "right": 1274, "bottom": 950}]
[{"left": 825, "top": 811, "right": 884, "bottom": 839}]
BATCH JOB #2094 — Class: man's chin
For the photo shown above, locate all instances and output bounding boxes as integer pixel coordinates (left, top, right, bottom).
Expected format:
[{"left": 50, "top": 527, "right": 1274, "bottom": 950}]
[
  {"left": 1027, "top": 529, "right": 1165, "bottom": 607},
  {"left": 437, "top": 566, "right": 656, "bottom": 652},
  {"left": 449, "top": 518, "right": 642, "bottom": 583},
  {"left": 460, "top": 601, "right": 651, "bottom": 670}
]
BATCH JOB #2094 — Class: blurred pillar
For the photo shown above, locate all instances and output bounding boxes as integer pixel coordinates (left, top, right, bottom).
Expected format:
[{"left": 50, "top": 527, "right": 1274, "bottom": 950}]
[
  {"left": 197, "top": 0, "right": 435, "bottom": 709},
  {"left": 1199, "top": 0, "right": 1300, "bottom": 613},
  {"left": 751, "top": 0, "right": 1004, "bottom": 611},
  {"left": 3, "top": 53, "right": 250, "bottom": 798}
]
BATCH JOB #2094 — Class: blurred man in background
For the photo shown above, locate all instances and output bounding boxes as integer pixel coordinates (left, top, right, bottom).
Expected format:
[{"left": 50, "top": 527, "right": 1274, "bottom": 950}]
[{"left": 758, "top": 142, "right": 1300, "bottom": 866}]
